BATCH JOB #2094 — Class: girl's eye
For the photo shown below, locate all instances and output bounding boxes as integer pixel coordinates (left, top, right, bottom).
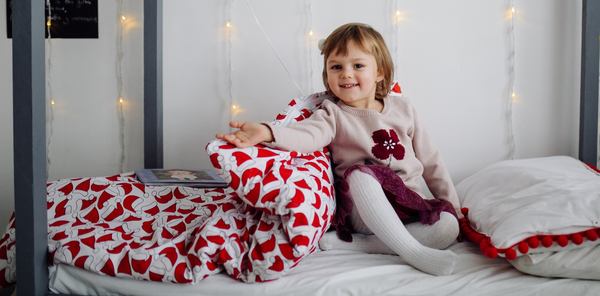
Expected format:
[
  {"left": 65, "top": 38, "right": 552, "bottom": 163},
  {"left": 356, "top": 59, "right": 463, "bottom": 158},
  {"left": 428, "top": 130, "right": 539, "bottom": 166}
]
[
  {"left": 354, "top": 64, "right": 365, "bottom": 69},
  {"left": 330, "top": 65, "right": 342, "bottom": 70}
]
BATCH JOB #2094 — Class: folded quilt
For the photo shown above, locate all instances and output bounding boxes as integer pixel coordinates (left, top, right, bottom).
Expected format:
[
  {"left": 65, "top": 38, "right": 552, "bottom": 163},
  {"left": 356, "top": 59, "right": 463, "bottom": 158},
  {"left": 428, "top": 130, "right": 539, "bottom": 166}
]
[{"left": 0, "top": 170, "right": 334, "bottom": 286}]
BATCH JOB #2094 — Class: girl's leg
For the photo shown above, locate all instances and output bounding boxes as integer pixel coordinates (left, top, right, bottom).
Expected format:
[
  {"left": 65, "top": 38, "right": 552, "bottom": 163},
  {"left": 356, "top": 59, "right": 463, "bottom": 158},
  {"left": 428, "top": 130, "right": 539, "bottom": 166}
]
[
  {"left": 406, "top": 212, "right": 459, "bottom": 249},
  {"left": 320, "top": 211, "right": 459, "bottom": 254},
  {"left": 323, "top": 170, "right": 457, "bottom": 275}
]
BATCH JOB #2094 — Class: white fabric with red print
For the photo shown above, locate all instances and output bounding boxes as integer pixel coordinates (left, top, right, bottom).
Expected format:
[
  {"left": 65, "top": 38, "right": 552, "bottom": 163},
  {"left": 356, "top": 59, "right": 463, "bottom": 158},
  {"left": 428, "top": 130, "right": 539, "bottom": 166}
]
[
  {"left": 0, "top": 83, "right": 408, "bottom": 286},
  {"left": 0, "top": 91, "right": 339, "bottom": 287}
]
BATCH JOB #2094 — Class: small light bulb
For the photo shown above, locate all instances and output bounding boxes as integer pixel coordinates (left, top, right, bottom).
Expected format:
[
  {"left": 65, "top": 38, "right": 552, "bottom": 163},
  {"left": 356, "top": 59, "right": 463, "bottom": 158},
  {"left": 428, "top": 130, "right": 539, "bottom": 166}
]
[
  {"left": 51, "top": 99, "right": 55, "bottom": 105},
  {"left": 119, "top": 97, "right": 124, "bottom": 104},
  {"left": 46, "top": 19, "right": 51, "bottom": 27},
  {"left": 121, "top": 15, "right": 127, "bottom": 22},
  {"left": 308, "top": 30, "right": 314, "bottom": 37},
  {"left": 231, "top": 104, "right": 244, "bottom": 116},
  {"left": 511, "top": 92, "right": 518, "bottom": 102},
  {"left": 226, "top": 21, "right": 232, "bottom": 28},
  {"left": 509, "top": 6, "right": 517, "bottom": 19},
  {"left": 394, "top": 10, "right": 405, "bottom": 23}
]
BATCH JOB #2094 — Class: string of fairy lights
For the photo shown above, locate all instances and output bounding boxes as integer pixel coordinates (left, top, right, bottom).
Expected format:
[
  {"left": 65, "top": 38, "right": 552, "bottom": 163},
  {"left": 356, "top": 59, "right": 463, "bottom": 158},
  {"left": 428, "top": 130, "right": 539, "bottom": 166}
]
[
  {"left": 304, "top": 0, "right": 315, "bottom": 94},
  {"left": 224, "top": 0, "right": 236, "bottom": 123},
  {"left": 243, "top": 0, "right": 306, "bottom": 98},
  {"left": 222, "top": 1, "right": 518, "bottom": 160},
  {"left": 43, "top": 1, "right": 522, "bottom": 175},
  {"left": 224, "top": 0, "right": 312, "bottom": 126},
  {"left": 506, "top": 0, "right": 518, "bottom": 160},
  {"left": 387, "top": 0, "right": 402, "bottom": 82},
  {"left": 116, "top": 0, "right": 127, "bottom": 173},
  {"left": 44, "top": 0, "right": 129, "bottom": 175},
  {"left": 45, "top": 0, "right": 54, "bottom": 176}
]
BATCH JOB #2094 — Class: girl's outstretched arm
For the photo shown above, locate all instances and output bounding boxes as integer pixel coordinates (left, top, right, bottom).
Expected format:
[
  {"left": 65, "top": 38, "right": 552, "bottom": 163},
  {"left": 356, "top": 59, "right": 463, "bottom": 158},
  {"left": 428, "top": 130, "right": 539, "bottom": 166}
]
[
  {"left": 217, "top": 100, "right": 337, "bottom": 152},
  {"left": 216, "top": 121, "right": 274, "bottom": 148}
]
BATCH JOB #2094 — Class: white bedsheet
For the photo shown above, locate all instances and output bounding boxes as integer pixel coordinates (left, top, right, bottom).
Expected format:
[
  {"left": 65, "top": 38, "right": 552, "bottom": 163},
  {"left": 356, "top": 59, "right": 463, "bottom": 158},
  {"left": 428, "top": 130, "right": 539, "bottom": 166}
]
[{"left": 49, "top": 242, "right": 600, "bottom": 296}]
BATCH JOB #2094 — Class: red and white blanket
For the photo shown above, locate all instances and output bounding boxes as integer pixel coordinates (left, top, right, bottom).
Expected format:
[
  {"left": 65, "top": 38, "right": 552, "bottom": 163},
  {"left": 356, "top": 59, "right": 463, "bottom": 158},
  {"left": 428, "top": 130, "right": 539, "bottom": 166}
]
[
  {"left": 0, "top": 165, "right": 334, "bottom": 286},
  {"left": 1, "top": 91, "right": 339, "bottom": 287}
]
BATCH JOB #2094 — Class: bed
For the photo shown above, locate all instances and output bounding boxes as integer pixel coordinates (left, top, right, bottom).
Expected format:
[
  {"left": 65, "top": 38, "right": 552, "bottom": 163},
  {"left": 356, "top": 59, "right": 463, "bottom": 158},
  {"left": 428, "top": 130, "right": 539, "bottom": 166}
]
[
  {"left": 47, "top": 244, "right": 600, "bottom": 296},
  {"left": 3, "top": 1, "right": 600, "bottom": 296}
]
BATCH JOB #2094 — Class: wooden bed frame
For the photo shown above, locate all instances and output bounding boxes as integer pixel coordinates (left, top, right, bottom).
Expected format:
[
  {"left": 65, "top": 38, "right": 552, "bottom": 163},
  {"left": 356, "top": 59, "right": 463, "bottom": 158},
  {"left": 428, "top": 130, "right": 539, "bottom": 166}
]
[{"left": 5, "top": 0, "right": 599, "bottom": 295}]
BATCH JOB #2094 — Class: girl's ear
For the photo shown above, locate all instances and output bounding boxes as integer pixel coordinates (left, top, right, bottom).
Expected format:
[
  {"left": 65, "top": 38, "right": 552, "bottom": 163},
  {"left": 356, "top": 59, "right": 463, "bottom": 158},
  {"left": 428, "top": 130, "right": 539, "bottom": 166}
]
[{"left": 376, "top": 70, "right": 384, "bottom": 82}]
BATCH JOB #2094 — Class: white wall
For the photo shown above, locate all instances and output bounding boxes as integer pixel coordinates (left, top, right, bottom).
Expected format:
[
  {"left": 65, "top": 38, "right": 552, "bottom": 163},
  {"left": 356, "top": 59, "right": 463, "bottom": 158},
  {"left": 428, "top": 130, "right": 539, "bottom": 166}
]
[
  {"left": 164, "top": 0, "right": 582, "bottom": 179},
  {"left": 0, "top": 0, "right": 583, "bottom": 231},
  {"left": 0, "top": 0, "right": 144, "bottom": 231}
]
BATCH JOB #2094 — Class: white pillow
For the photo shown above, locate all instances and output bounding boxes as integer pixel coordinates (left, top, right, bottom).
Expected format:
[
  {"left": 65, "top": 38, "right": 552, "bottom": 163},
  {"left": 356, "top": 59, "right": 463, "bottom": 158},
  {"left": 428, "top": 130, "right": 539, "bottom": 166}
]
[
  {"left": 510, "top": 243, "right": 600, "bottom": 280},
  {"left": 456, "top": 156, "right": 600, "bottom": 259}
]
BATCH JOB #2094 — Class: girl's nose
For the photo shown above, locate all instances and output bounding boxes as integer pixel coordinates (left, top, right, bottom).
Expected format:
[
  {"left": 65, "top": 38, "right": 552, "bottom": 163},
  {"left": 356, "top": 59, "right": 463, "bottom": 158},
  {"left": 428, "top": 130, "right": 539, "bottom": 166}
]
[{"left": 341, "top": 69, "right": 352, "bottom": 78}]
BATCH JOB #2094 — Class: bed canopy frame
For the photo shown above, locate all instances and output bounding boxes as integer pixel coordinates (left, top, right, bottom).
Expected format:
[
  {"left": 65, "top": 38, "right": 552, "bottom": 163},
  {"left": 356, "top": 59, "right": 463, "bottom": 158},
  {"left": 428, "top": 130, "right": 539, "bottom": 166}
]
[
  {"left": 580, "top": 1, "right": 600, "bottom": 165},
  {"left": 7, "top": 0, "right": 599, "bottom": 295},
  {"left": 11, "top": 1, "right": 162, "bottom": 295}
]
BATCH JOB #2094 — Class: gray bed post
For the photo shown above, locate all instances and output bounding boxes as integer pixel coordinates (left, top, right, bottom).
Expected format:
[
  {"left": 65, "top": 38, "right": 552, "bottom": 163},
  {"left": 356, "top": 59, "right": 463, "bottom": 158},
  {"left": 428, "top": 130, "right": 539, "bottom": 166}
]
[
  {"left": 580, "top": 0, "right": 600, "bottom": 165},
  {"left": 12, "top": 0, "right": 49, "bottom": 295},
  {"left": 144, "top": 0, "right": 164, "bottom": 169}
]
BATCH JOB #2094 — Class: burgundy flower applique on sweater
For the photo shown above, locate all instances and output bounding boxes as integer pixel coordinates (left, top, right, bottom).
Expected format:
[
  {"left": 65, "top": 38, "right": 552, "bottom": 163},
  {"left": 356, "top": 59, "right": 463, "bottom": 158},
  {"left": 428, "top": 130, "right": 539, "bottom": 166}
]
[{"left": 371, "top": 129, "right": 405, "bottom": 165}]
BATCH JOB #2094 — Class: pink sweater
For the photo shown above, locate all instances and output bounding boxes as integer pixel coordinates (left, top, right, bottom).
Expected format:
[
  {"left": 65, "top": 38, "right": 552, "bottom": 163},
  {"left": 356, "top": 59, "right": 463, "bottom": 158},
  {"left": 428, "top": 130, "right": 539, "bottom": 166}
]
[{"left": 267, "top": 95, "right": 460, "bottom": 212}]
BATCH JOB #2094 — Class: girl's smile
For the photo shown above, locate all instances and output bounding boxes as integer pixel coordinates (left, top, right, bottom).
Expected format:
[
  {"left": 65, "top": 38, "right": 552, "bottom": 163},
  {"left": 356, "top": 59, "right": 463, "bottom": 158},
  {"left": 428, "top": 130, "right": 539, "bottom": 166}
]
[{"left": 340, "top": 83, "right": 359, "bottom": 88}]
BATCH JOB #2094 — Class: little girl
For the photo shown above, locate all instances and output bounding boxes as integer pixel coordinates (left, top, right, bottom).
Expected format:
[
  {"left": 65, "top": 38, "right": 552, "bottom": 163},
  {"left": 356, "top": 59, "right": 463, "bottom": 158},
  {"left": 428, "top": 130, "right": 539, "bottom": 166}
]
[{"left": 217, "top": 23, "right": 460, "bottom": 276}]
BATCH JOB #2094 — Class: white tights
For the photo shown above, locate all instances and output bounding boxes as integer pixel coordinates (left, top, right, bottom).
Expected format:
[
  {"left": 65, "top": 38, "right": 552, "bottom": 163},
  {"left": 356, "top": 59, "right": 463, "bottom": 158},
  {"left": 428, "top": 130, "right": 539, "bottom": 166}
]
[{"left": 319, "top": 170, "right": 459, "bottom": 275}]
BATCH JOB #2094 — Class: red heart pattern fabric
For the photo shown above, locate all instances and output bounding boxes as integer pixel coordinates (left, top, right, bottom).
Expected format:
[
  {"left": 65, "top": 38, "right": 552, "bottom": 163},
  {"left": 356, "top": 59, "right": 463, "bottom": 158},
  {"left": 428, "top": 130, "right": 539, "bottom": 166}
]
[
  {"left": 205, "top": 91, "right": 337, "bottom": 279},
  {"left": 0, "top": 91, "right": 336, "bottom": 286}
]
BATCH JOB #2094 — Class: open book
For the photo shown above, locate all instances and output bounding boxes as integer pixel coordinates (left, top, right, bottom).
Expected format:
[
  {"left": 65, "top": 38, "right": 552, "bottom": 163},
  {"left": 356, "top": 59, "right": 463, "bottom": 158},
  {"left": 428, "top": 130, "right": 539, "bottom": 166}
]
[{"left": 135, "top": 168, "right": 228, "bottom": 188}]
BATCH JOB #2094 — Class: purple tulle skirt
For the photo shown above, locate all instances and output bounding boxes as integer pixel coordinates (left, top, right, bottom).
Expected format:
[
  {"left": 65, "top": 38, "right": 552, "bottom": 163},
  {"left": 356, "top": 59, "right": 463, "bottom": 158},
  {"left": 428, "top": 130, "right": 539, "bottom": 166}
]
[{"left": 332, "top": 164, "right": 457, "bottom": 242}]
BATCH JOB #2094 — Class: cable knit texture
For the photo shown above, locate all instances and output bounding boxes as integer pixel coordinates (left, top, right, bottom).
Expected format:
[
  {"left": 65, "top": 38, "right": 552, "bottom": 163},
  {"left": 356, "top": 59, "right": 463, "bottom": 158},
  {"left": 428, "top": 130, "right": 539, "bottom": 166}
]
[
  {"left": 344, "top": 171, "right": 457, "bottom": 275},
  {"left": 335, "top": 164, "right": 457, "bottom": 242}
]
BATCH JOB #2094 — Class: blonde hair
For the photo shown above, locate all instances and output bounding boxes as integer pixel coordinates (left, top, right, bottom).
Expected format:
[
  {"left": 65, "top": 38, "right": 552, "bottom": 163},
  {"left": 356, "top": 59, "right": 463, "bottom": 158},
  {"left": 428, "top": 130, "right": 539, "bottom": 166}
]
[{"left": 320, "top": 23, "right": 394, "bottom": 100}]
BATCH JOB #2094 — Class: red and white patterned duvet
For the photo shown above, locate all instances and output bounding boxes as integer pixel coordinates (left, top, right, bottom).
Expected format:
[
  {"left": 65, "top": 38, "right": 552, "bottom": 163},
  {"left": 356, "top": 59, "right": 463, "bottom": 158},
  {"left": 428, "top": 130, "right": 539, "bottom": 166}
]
[
  {"left": 0, "top": 91, "right": 337, "bottom": 287},
  {"left": 0, "top": 163, "right": 334, "bottom": 286}
]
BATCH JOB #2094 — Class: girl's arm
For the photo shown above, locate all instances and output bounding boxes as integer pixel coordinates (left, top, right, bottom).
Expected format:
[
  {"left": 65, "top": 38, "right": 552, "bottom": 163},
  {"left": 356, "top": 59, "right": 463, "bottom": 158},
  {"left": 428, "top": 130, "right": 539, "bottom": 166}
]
[
  {"left": 217, "top": 102, "right": 337, "bottom": 152},
  {"left": 410, "top": 104, "right": 461, "bottom": 216},
  {"left": 266, "top": 106, "right": 336, "bottom": 153}
]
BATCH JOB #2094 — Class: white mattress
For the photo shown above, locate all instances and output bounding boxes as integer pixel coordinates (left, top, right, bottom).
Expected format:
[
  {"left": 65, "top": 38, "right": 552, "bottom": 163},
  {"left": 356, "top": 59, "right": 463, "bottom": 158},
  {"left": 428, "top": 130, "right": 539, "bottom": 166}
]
[{"left": 49, "top": 242, "right": 600, "bottom": 296}]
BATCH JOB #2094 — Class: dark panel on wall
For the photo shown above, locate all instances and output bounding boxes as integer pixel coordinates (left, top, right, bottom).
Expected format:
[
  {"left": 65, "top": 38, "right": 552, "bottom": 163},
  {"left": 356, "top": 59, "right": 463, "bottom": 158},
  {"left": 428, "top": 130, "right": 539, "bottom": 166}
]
[{"left": 7, "top": 0, "right": 98, "bottom": 38}]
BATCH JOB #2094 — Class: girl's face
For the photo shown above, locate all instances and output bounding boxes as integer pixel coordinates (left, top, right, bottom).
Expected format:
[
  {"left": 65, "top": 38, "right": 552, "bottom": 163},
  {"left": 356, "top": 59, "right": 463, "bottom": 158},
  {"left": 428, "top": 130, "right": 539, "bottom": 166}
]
[{"left": 325, "top": 41, "right": 383, "bottom": 109}]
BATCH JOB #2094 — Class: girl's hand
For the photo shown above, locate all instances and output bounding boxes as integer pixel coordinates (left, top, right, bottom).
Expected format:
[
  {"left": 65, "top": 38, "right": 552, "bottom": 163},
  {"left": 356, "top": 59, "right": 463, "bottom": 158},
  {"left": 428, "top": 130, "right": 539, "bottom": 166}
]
[{"left": 216, "top": 121, "right": 274, "bottom": 148}]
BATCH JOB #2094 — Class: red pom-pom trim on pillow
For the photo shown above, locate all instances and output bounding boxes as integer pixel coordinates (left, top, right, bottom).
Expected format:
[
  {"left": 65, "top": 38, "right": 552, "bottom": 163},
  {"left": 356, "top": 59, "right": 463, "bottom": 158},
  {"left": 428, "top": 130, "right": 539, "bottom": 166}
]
[{"left": 460, "top": 207, "right": 600, "bottom": 260}]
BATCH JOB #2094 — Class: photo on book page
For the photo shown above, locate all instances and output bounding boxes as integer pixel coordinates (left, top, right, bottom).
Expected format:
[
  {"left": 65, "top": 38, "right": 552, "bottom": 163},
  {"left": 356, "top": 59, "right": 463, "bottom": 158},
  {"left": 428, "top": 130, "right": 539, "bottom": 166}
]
[{"left": 135, "top": 168, "right": 228, "bottom": 188}]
